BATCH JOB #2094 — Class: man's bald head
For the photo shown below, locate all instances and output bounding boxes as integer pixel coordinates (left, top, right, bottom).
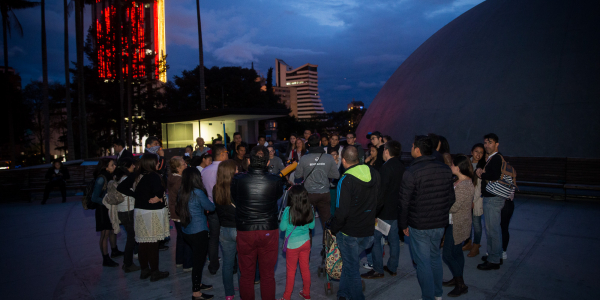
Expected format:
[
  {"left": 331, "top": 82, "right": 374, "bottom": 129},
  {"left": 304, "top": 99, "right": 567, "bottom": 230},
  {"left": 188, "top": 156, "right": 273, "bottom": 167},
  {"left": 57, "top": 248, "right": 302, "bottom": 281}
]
[{"left": 342, "top": 146, "right": 359, "bottom": 165}]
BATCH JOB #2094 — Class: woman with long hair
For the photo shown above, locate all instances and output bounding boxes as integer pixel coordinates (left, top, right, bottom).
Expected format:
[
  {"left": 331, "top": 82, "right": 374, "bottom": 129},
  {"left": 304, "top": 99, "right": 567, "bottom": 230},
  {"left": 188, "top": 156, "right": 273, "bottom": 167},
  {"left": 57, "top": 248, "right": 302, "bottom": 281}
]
[
  {"left": 278, "top": 185, "right": 315, "bottom": 300},
  {"left": 177, "top": 167, "right": 216, "bottom": 300},
  {"left": 442, "top": 155, "right": 475, "bottom": 297},
  {"left": 285, "top": 133, "right": 298, "bottom": 160},
  {"left": 214, "top": 160, "right": 239, "bottom": 300},
  {"left": 438, "top": 135, "right": 452, "bottom": 166},
  {"left": 114, "top": 158, "right": 140, "bottom": 272},
  {"left": 117, "top": 154, "right": 170, "bottom": 282},
  {"left": 290, "top": 138, "right": 306, "bottom": 162},
  {"left": 168, "top": 156, "right": 193, "bottom": 272},
  {"left": 92, "top": 158, "right": 121, "bottom": 267},
  {"left": 464, "top": 143, "right": 485, "bottom": 257}
]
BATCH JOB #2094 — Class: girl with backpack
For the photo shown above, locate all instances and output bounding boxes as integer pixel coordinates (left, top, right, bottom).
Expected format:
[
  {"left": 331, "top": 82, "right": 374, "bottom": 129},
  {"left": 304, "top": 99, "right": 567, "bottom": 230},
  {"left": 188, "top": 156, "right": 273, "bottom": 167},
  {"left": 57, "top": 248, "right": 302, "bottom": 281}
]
[
  {"left": 116, "top": 154, "right": 170, "bottom": 282},
  {"left": 278, "top": 185, "right": 315, "bottom": 300},
  {"left": 91, "top": 158, "right": 122, "bottom": 267},
  {"left": 177, "top": 167, "right": 216, "bottom": 300}
]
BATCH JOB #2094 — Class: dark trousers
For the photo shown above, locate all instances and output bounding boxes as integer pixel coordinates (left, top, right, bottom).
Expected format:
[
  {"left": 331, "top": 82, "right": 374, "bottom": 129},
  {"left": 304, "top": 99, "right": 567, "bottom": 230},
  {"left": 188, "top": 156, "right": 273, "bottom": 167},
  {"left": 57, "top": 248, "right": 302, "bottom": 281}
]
[
  {"left": 308, "top": 192, "right": 331, "bottom": 230},
  {"left": 237, "top": 229, "right": 278, "bottom": 300},
  {"left": 174, "top": 221, "right": 193, "bottom": 268},
  {"left": 117, "top": 211, "right": 136, "bottom": 267},
  {"left": 139, "top": 242, "right": 159, "bottom": 271},
  {"left": 442, "top": 225, "right": 464, "bottom": 277},
  {"left": 501, "top": 200, "right": 515, "bottom": 251},
  {"left": 207, "top": 212, "right": 221, "bottom": 273},
  {"left": 43, "top": 180, "right": 66, "bottom": 203},
  {"left": 183, "top": 231, "right": 210, "bottom": 293}
]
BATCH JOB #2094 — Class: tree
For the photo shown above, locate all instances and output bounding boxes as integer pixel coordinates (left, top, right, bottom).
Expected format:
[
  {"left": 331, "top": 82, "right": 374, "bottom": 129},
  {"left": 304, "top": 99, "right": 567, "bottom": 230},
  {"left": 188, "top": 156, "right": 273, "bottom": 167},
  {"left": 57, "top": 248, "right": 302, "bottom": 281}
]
[
  {"left": 63, "top": 0, "right": 75, "bottom": 160},
  {"left": 266, "top": 67, "right": 273, "bottom": 93},
  {"left": 0, "top": 0, "right": 39, "bottom": 165},
  {"left": 196, "top": 0, "right": 205, "bottom": 109},
  {"left": 74, "top": 0, "right": 88, "bottom": 158},
  {"left": 41, "top": 0, "right": 51, "bottom": 162}
]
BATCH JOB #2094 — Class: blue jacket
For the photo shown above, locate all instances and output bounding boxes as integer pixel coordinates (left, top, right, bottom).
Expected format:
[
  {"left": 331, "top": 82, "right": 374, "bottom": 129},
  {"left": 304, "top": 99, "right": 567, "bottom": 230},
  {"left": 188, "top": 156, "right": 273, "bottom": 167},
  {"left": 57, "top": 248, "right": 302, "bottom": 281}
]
[
  {"left": 91, "top": 176, "right": 108, "bottom": 204},
  {"left": 182, "top": 188, "right": 216, "bottom": 234}
]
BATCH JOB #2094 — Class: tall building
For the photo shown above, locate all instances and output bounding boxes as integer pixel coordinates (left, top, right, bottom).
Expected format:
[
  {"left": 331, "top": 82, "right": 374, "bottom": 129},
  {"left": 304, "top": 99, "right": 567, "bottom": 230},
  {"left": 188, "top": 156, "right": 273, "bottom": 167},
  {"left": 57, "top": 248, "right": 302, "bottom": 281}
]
[
  {"left": 274, "top": 59, "right": 325, "bottom": 119},
  {"left": 94, "top": 0, "right": 166, "bottom": 82}
]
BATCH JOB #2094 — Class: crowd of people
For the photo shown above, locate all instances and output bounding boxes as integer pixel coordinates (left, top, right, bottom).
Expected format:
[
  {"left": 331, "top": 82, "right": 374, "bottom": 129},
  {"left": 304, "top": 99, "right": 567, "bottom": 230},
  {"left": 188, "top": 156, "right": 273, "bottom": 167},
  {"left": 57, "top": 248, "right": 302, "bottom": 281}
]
[{"left": 78, "top": 129, "right": 515, "bottom": 300}]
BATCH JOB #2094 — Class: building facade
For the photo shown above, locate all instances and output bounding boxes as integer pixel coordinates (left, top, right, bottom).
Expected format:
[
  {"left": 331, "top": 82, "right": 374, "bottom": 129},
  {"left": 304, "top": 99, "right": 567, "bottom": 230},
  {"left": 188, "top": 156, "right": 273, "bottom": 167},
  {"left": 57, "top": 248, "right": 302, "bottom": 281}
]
[{"left": 274, "top": 59, "right": 325, "bottom": 119}]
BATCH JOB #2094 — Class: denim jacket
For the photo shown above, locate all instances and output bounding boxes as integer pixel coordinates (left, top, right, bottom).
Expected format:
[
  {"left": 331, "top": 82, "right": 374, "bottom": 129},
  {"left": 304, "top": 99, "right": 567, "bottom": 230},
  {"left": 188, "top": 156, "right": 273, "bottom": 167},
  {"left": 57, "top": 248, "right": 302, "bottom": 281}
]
[
  {"left": 91, "top": 176, "right": 107, "bottom": 204},
  {"left": 182, "top": 188, "right": 216, "bottom": 235}
]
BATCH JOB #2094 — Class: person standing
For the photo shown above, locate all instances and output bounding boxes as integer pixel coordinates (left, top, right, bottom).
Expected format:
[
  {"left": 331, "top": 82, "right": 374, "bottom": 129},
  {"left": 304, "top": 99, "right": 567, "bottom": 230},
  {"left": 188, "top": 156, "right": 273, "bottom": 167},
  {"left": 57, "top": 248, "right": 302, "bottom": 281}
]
[
  {"left": 233, "top": 146, "right": 284, "bottom": 300},
  {"left": 366, "top": 131, "right": 385, "bottom": 170},
  {"left": 345, "top": 132, "right": 365, "bottom": 163},
  {"left": 232, "top": 144, "right": 248, "bottom": 172},
  {"left": 285, "top": 134, "right": 298, "bottom": 160},
  {"left": 330, "top": 146, "right": 380, "bottom": 300},
  {"left": 178, "top": 168, "right": 215, "bottom": 300},
  {"left": 267, "top": 146, "right": 285, "bottom": 175},
  {"left": 362, "top": 141, "right": 405, "bottom": 279},
  {"left": 42, "top": 160, "right": 70, "bottom": 204},
  {"left": 168, "top": 156, "right": 193, "bottom": 272},
  {"left": 290, "top": 138, "right": 306, "bottom": 162},
  {"left": 442, "top": 155, "right": 475, "bottom": 297},
  {"left": 202, "top": 144, "right": 229, "bottom": 274},
  {"left": 475, "top": 133, "right": 505, "bottom": 270},
  {"left": 92, "top": 158, "right": 122, "bottom": 267},
  {"left": 193, "top": 137, "right": 211, "bottom": 157},
  {"left": 257, "top": 135, "right": 269, "bottom": 147},
  {"left": 278, "top": 186, "right": 315, "bottom": 300},
  {"left": 464, "top": 143, "right": 485, "bottom": 257},
  {"left": 114, "top": 158, "right": 140, "bottom": 273},
  {"left": 114, "top": 139, "right": 134, "bottom": 165},
  {"left": 295, "top": 134, "right": 340, "bottom": 231},
  {"left": 399, "top": 135, "right": 454, "bottom": 300},
  {"left": 324, "top": 133, "right": 344, "bottom": 155},
  {"left": 229, "top": 132, "right": 248, "bottom": 158}
]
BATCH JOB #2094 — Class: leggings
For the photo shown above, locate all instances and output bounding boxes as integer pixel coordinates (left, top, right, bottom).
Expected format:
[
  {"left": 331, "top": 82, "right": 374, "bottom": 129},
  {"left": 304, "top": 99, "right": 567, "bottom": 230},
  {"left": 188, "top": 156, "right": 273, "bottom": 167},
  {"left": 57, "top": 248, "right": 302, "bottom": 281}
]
[
  {"left": 501, "top": 200, "right": 515, "bottom": 251},
  {"left": 183, "top": 231, "right": 210, "bottom": 293},
  {"left": 139, "top": 242, "right": 159, "bottom": 271}
]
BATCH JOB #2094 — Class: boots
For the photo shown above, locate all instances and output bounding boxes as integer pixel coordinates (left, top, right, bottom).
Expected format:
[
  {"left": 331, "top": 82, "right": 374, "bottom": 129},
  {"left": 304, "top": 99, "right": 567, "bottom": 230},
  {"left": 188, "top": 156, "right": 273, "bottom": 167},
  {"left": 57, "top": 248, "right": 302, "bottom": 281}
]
[
  {"left": 447, "top": 276, "right": 468, "bottom": 297},
  {"left": 443, "top": 277, "right": 457, "bottom": 287},
  {"left": 102, "top": 254, "right": 119, "bottom": 267},
  {"left": 462, "top": 240, "right": 473, "bottom": 251},
  {"left": 467, "top": 244, "right": 481, "bottom": 257},
  {"left": 150, "top": 270, "right": 170, "bottom": 282}
]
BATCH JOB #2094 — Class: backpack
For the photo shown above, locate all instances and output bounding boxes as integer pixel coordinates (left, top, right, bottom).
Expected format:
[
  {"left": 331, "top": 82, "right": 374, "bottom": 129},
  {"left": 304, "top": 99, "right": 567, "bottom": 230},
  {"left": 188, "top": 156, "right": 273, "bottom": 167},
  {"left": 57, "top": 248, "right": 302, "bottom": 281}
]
[
  {"left": 82, "top": 175, "right": 107, "bottom": 210},
  {"left": 104, "top": 180, "right": 126, "bottom": 205},
  {"left": 325, "top": 230, "right": 343, "bottom": 280},
  {"left": 485, "top": 154, "right": 518, "bottom": 199}
]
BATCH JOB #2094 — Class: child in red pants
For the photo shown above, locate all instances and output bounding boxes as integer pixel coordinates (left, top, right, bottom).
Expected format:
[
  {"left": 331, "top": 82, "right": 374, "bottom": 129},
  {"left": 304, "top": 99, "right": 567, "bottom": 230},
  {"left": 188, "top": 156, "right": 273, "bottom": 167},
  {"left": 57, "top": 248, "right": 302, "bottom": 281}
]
[{"left": 278, "top": 186, "right": 316, "bottom": 300}]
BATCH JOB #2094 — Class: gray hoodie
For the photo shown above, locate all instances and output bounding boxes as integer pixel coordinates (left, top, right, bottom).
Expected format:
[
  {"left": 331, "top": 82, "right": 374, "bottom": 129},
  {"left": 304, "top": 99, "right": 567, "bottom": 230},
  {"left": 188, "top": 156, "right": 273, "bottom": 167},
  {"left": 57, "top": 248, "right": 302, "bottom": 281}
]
[{"left": 296, "top": 147, "right": 340, "bottom": 194}]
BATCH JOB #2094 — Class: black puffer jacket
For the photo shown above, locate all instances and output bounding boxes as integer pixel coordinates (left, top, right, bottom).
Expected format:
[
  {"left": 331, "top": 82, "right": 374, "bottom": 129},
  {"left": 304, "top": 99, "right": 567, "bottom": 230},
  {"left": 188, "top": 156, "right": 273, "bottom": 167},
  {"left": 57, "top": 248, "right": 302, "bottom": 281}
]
[
  {"left": 398, "top": 155, "right": 455, "bottom": 230},
  {"left": 232, "top": 167, "right": 284, "bottom": 231}
]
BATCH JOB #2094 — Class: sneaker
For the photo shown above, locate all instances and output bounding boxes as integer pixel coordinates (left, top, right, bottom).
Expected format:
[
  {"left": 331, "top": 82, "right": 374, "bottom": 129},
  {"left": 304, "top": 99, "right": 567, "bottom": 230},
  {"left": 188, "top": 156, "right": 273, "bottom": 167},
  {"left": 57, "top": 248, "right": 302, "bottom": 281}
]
[
  {"left": 361, "top": 270, "right": 384, "bottom": 279},
  {"left": 362, "top": 262, "right": 373, "bottom": 270},
  {"left": 133, "top": 253, "right": 138, "bottom": 259},
  {"left": 150, "top": 270, "right": 170, "bottom": 282},
  {"left": 502, "top": 251, "right": 507, "bottom": 260},
  {"left": 122, "top": 263, "right": 141, "bottom": 273},
  {"left": 183, "top": 267, "right": 193, "bottom": 272},
  {"left": 400, "top": 241, "right": 405, "bottom": 246},
  {"left": 315, "top": 212, "right": 319, "bottom": 218},
  {"left": 254, "top": 280, "right": 260, "bottom": 285},
  {"left": 140, "top": 268, "right": 151, "bottom": 280},
  {"left": 435, "top": 297, "right": 443, "bottom": 300},
  {"left": 176, "top": 264, "right": 183, "bottom": 268},
  {"left": 199, "top": 284, "right": 213, "bottom": 291},
  {"left": 158, "top": 245, "right": 169, "bottom": 251},
  {"left": 299, "top": 290, "right": 311, "bottom": 300},
  {"left": 102, "top": 256, "right": 119, "bottom": 267}
]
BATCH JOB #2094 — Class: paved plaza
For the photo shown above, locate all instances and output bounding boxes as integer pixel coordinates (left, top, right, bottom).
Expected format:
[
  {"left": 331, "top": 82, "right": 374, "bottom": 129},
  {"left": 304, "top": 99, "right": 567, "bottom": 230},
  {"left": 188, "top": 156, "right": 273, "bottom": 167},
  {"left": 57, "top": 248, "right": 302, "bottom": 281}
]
[{"left": 2, "top": 193, "right": 599, "bottom": 300}]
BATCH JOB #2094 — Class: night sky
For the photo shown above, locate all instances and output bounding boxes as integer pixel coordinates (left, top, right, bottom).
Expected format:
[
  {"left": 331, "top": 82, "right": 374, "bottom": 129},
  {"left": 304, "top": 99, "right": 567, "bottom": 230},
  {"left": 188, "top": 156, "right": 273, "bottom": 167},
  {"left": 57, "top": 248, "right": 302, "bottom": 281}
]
[{"left": 3, "top": 0, "right": 483, "bottom": 112}]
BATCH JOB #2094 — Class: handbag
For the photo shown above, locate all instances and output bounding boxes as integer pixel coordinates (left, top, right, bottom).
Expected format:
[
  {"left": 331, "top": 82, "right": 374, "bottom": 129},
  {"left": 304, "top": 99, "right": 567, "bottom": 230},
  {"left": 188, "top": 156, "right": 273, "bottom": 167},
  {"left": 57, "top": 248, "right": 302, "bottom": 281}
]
[{"left": 282, "top": 226, "right": 297, "bottom": 253}]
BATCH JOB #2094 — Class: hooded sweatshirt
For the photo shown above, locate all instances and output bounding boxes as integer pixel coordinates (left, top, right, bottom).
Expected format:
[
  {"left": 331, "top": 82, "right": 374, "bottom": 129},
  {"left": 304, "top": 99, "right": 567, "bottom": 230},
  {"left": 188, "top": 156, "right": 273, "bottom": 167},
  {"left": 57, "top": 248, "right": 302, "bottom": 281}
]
[
  {"left": 330, "top": 164, "right": 380, "bottom": 237},
  {"left": 295, "top": 146, "right": 340, "bottom": 194}
]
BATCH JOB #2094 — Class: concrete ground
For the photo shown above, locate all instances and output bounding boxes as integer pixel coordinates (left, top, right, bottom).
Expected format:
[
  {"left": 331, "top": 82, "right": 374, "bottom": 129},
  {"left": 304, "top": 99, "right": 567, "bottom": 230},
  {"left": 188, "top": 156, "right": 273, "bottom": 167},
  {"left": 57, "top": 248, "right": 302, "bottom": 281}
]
[{"left": 2, "top": 193, "right": 599, "bottom": 300}]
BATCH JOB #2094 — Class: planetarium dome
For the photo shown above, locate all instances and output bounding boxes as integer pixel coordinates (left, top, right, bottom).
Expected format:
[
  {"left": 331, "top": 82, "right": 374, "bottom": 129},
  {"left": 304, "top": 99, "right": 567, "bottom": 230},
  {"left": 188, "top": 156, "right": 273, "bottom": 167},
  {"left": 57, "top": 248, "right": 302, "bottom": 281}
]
[{"left": 356, "top": 0, "right": 600, "bottom": 158}]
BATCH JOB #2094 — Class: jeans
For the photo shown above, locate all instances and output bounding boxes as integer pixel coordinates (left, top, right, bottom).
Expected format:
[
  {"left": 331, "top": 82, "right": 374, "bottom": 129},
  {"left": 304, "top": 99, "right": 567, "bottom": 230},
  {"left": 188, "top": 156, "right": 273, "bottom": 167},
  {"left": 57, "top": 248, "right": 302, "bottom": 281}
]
[
  {"left": 283, "top": 240, "right": 311, "bottom": 300},
  {"left": 237, "top": 230, "right": 279, "bottom": 300},
  {"left": 409, "top": 226, "right": 444, "bottom": 300},
  {"left": 472, "top": 215, "right": 483, "bottom": 244},
  {"left": 336, "top": 232, "right": 374, "bottom": 300},
  {"left": 207, "top": 212, "right": 221, "bottom": 273},
  {"left": 183, "top": 230, "right": 210, "bottom": 292},
  {"left": 174, "top": 221, "right": 193, "bottom": 269},
  {"left": 483, "top": 196, "right": 505, "bottom": 263},
  {"left": 372, "top": 219, "right": 400, "bottom": 273},
  {"left": 117, "top": 211, "right": 136, "bottom": 266},
  {"left": 501, "top": 200, "right": 514, "bottom": 251},
  {"left": 442, "top": 225, "right": 464, "bottom": 277},
  {"left": 220, "top": 227, "right": 240, "bottom": 297},
  {"left": 42, "top": 180, "right": 67, "bottom": 203}
]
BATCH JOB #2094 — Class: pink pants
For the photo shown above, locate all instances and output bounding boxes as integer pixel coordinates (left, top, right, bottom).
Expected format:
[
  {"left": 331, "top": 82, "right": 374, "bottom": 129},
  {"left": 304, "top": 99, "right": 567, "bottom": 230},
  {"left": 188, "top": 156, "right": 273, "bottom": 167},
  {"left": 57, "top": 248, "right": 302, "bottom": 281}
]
[{"left": 283, "top": 240, "right": 311, "bottom": 300}]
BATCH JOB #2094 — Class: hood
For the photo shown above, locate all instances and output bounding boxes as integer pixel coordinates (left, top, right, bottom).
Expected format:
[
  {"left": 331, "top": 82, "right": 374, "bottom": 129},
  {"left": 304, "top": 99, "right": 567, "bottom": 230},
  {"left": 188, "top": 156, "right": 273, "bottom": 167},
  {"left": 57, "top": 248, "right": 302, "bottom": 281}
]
[{"left": 344, "top": 164, "right": 376, "bottom": 187}]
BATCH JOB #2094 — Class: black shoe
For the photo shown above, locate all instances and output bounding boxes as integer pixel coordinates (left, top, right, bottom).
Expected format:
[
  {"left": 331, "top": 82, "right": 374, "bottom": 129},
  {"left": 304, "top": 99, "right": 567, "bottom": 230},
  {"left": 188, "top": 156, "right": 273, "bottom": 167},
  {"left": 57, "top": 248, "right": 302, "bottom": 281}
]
[
  {"left": 447, "top": 276, "right": 468, "bottom": 297},
  {"left": 192, "top": 294, "right": 214, "bottom": 300},
  {"left": 443, "top": 277, "right": 457, "bottom": 287},
  {"left": 361, "top": 270, "right": 384, "bottom": 279},
  {"left": 199, "top": 284, "right": 213, "bottom": 291},
  {"left": 477, "top": 261, "right": 500, "bottom": 270},
  {"left": 150, "top": 270, "right": 170, "bottom": 282},
  {"left": 481, "top": 256, "right": 503, "bottom": 265},
  {"left": 140, "top": 269, "right": 151, "bottom": 279},
  {"left": 102, "top": 255, "right": 119, "bottom": 267},
  {"left": 122, "top": 263, "right": 141, "bottom": 273},
  {"left": 111, "top": 249, "right": 124, "bottom": 258},
  {"left": 383, "top": 266, "right": 397, "bottom": 276},
  {"left": 158, "top": 245, "right": 169, "bottom": 251}
]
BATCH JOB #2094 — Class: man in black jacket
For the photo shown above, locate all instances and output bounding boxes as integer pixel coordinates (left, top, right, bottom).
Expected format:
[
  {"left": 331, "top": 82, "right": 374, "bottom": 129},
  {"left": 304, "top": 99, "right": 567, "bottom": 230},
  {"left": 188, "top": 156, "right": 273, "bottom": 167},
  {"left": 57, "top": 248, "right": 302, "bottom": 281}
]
[
  {"left": 42, "top": 160, "right": 70, "bottom": 204},
  {"left": 114, "top": 139, "right": 134, "bottom": 165},
  {"left": 232, "top": 146, "right": 284, "bottom": 300},
  {"left": 399, "top": 135, "right": 454, "bottom": 300},
  {"left": 475, "top": 133, "right": 505, "bottom": 270},
  {"left": 366, "top": 131, "right": 385, "bottom": 170},
  {"left": 362, "top": 140, "right": 405, "bottom": 279},
  {"left": 330, "top": 146, "right": 380, "bottom": 300}
]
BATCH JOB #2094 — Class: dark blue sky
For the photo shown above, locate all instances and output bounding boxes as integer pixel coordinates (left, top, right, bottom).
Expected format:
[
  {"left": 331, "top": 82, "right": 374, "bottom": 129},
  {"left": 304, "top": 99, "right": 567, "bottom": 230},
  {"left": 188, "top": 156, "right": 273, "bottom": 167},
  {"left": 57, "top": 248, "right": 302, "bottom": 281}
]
[{"left": 2, "top": 0, "right": 483, "bottom": 112}]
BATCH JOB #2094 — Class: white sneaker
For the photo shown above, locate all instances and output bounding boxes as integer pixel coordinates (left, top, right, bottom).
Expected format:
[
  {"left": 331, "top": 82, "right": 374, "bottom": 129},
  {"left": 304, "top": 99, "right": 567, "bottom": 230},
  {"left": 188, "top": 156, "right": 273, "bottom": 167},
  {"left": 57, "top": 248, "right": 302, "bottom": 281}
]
[
  {"left": 133, "top": 253, "right": 138, "bottom": 259},
  {"left": 362, "top": 262, "right": 373, "bottom": 270},
  {"left": 435, "top": 297, "right": 443, "bottom": 300},
  {"left": 183, "top": 267, "right": 193, "bottom": 272},
  {"left": 502, "top": 251, "right": 507, "bottom": 260}
]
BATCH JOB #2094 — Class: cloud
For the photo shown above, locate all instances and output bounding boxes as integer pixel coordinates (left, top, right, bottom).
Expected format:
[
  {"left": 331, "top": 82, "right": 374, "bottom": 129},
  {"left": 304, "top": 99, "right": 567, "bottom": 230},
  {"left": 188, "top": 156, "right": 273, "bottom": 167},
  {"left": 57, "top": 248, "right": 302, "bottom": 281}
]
[
  {"left": 354, "top": 54, "right": 406, "bottom": 64},
  {"left": 0, "top": 46, "right": 25, "bottom": 58},
  {"left": 288, "top": 0, "right": 359, "bottom": 27},
  {"left": 334, "top": 85, "right": 352, "bottom": 91},
  {"left": 358, "top": 81, "right": 384, "bottom": 88},
  {"left": 426, "top": 0, "right": 484, "bottom": 18}
]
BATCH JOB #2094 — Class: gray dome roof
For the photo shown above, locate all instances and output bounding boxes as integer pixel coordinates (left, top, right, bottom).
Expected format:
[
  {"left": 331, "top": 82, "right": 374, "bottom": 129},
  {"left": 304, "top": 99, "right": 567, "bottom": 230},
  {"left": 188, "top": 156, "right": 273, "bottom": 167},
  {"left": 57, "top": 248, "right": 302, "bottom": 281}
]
[{"left": 356, "top": 0, "right": 600, "bottom": 158}]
